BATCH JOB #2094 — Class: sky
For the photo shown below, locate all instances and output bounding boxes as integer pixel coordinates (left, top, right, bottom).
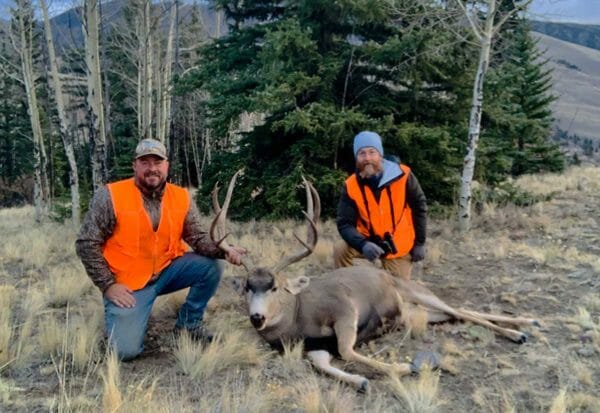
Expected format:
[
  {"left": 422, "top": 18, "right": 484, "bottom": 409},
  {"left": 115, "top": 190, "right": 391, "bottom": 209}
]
[
  {"left": 0, "top": 0, "right": 599, "bottom": 24},
  {"left": 529, "top": 0, "right": 600, "bottom": 24}
]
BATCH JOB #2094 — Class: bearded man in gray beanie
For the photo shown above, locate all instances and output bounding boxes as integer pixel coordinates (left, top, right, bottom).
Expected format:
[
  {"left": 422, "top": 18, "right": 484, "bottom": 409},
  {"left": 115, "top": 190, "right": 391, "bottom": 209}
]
[{"left": 334, "top": 131, "right": 427, "bottom": 280}]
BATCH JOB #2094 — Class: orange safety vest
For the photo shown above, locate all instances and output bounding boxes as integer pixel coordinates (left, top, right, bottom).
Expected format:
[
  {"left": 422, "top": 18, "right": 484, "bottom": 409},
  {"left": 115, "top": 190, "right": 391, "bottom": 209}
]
[
  {"left": 102, "top": 178, "right": 189, "bottom": 290},
  {"left": 345, "top": 164, "right": 415, "bottom": 258}
]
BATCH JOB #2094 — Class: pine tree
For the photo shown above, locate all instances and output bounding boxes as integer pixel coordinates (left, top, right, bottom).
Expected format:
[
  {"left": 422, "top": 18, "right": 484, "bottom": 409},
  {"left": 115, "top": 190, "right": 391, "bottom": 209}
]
[
  {"left": 185, "top": 0, "right": 473, "bottom": 219},
  {"left": 480, "top": 17, "right": 564, "bottom": 183}
]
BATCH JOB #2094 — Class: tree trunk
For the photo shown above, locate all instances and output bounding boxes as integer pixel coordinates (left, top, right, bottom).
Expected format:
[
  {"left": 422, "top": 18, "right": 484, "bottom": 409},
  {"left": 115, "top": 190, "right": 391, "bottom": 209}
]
[
  {"left": 458, "top": 0, "right": 495, "bottom": 232},
  {"left": 84, "top": 0, "right": 108, "bottom": 191},
  {"left": 40, "top": 0, "right": 81, "bottom": 227},
  {"left": 16, "top": 0, "right": 48, "bottom": 222},
  {"left": 157, "top": 0, "right": 177, "bottom": 144}
]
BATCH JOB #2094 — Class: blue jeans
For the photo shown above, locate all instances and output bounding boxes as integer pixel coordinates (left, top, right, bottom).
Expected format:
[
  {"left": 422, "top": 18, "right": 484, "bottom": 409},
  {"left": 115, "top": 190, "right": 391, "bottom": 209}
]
[{"left": 104, "top": 253, "right": 223, "bottom": 360}]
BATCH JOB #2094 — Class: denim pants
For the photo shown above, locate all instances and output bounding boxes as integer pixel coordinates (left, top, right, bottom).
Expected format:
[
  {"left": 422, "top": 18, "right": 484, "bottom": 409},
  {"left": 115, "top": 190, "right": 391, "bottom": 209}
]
[{"left": 104, "top": 252, "right": 223, "bottom": 360}]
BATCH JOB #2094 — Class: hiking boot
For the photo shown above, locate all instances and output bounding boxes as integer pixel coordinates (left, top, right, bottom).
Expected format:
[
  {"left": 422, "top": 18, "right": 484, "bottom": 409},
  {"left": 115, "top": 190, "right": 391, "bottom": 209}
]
[{"left": 174, "top": 323, "right": 214, "bottom": 343}]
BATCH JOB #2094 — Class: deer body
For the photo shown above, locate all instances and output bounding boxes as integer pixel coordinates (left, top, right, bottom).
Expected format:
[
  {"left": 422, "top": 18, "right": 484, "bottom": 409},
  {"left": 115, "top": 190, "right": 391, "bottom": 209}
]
[
  {"left": 212, "top": 171, "right": 539, "bottom": 391},
  {"left": 254, "top": 266, "right": 402, "bottom": 352}
]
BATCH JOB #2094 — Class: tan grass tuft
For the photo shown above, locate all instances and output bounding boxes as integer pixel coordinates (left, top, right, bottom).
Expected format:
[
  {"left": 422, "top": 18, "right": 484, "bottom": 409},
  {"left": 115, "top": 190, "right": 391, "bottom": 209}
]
[
  {"left": 441, "top": 339, "right": 465, "bottom": 357},
  {"left": 38, "top": 314, "right": 63, "bottom": 356},
  {"left": 0, "top": 296, "right": 14, "bottom": 368},
  {"left": 573, "top": 361, "right": 593, "bottom": 386},
  {"left": 152, "top": 289, "right": 188, "bottom": 318},
  {"left": 439, "top": 355, "right": 460, "bottom": 375},
  {"left": 0, "top": 377, "right": 24, "bottom": 407},
  {"left": 215, "top": 371, "right": 277, "bottom": 412},
  {"left": 425, "top": 239, "right": 443, "bottom": 266},
  {"left": 174, "top": 330, "right": 266, "bottom": 380},
  {"left": 549, "top": 388, "right": 568, "bottom": 413},
  {"left": 70, "top": 318, "right": 100, "bottom": 371},
  {"left": 401, "top": 303, "right": 429, "bottom": 338},
  {"left": 292, "top": 376, "right": 357, "bottom": 413},
  {"left": 571, "top": 307, "right": 599, "bottom": 330},
  {"left": 46, "top": 266, "right": 92, "bottom": 307},
  {"left": 387, "top": 367, "right": 444, "bottom": 413},
  {"left": 101, "top": 351, "right": 123, "bottom": 412},
  {"left": 569, "top": 393, "right": 600, "bottom": 412}
]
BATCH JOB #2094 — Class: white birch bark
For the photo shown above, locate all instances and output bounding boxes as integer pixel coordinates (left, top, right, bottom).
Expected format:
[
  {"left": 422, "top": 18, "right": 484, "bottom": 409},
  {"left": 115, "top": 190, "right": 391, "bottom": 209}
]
[
  {"left": 40, "top": 0, "right": 81, "bottom": 227},
  {"left": 83, "top": 0, "right": 108, "bottom": 191},
  {"left": 14, "top": 0, "right": 47, "bottom": 221},
  {"left": 157, "top": 0, "right": 177, "bottom": 144},
  {"left": 456, "top": 0, "right": 532, "bottom": 231}
]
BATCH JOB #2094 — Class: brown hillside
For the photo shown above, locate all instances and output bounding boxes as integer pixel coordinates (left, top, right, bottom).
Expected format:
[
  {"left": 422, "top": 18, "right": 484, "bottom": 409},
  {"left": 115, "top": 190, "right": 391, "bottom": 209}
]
[{"left": 534, "top": 32, "right": 600, "bottom": 141}]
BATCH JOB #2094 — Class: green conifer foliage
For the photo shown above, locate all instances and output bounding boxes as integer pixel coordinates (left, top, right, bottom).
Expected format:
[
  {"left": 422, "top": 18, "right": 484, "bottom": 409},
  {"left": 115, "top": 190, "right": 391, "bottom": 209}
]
[
  {"left": 187, "top": 0, "right": 472, "bottom": 219},
  {"left": 480, "top": 17, "right": 564, "bottom": 184}
]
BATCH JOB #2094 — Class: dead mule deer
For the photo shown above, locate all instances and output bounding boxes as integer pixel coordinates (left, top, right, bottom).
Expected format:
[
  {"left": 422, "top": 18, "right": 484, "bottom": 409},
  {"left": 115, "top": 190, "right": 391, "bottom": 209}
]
[{"left": 211, "top": 171, "right": 540, "bottom": 391}]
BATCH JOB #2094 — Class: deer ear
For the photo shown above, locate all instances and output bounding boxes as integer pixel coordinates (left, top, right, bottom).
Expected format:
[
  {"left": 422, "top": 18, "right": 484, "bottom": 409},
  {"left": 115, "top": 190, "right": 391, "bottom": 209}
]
[
  {"left": 226, "top": 276, "right": 247, "bottom": 296},
  {"left": 284, "top": 276, "right": 310, "bottom": 295}
]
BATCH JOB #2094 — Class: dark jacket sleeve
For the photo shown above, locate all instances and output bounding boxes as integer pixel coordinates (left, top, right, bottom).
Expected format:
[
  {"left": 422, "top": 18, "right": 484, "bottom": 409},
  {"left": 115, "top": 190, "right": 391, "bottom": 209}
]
[
  {"left": 336, "top": 184, "right": 369, "bottom": 252},
  {"left": 406, "top": 172, "right": 427, "bottom": 246},
  {"left": 75, "top": 186, "right": 117, "bottom": 292}
]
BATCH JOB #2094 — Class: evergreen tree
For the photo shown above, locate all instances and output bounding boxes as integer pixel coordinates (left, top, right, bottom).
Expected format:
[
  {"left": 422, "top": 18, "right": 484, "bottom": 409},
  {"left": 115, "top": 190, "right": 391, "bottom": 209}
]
[
  {"left": 185, "top": 0, "right": 473, "bottom": 219},
  {"left": 0, "top": 38, "right": 34, "bottom": 206},
  {"left": 480, "top": 17, "right": 564, "bottom": 183}
]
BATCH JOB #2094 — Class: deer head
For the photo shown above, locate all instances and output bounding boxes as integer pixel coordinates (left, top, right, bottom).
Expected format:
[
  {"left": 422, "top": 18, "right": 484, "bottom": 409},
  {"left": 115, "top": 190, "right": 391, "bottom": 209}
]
[{"left": 211, "top": 171, "right": 321, "bottom": 330}]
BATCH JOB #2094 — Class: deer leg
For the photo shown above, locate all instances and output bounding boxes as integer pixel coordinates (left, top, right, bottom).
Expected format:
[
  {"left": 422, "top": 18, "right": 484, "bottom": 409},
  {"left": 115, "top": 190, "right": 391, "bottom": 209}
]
[
  {"left": 306, "top": 350, "right": 369, "bottom": 392},
  {"left": 333, "top": 316, "right": 412, "bottom": 377},
  {"left": 457, "top": 309, "right": 540, "bottom": 327},
  {"left": 403, "top": 285, "right": 528, "bottom": 343}
]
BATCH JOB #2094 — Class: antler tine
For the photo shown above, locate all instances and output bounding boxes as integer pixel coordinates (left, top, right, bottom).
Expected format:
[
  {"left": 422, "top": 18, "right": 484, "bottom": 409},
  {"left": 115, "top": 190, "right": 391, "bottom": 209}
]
[
  {"left": 211, "top": 182, "right": 222, "bottom": 215},
  {"left": 209, "top": 169, "right": 248, "bottom": 272},
  {"left": 272, "top": 177, "right": 320, "bottom": 274}
]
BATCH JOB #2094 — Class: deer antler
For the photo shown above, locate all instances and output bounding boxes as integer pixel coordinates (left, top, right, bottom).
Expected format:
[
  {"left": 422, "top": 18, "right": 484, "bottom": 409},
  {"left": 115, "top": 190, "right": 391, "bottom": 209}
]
[
  {"left": 272, "top": 176, "right": 320, "bottom": 274},
  {"left": 210, "top": 169, "right": 248, "bottom": 271}
]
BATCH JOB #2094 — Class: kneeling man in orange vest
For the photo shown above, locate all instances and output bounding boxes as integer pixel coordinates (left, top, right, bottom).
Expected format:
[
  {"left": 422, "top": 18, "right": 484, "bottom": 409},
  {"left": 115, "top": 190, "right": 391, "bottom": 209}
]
[
  {"left": 76, "top": 138, "right": 245, "bottom": 360},
  {"left": 334, "top": 131, "right": 427, "bottom": 280}
]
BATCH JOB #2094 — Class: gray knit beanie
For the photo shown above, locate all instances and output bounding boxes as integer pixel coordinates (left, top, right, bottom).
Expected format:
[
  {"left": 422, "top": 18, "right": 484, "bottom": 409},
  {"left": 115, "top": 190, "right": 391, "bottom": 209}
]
[{"left": 353, "top": 131, "right": 384, "bottom": 158}]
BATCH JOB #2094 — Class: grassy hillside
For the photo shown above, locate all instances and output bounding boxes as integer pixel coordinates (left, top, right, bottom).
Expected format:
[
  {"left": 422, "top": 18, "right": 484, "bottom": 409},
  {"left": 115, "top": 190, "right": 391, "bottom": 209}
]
[
  {"left": 533, "top": 32, "right": 600, "bottom": 147},
  {"left": 531, "top": 21, "right": 600, "bottom": 51},
  {"left": 0, "top": 165, "right": 599, "bottom": 412}
]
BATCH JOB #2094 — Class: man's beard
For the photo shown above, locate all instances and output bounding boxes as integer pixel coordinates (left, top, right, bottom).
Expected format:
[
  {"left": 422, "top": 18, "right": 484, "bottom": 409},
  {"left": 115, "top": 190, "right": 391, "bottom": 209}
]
[
  {"left": 359, "top": 163, "right": 380, "bottom": 178},
  {"left": 138, "top": 172, "right": 165, "bottom": 192}
]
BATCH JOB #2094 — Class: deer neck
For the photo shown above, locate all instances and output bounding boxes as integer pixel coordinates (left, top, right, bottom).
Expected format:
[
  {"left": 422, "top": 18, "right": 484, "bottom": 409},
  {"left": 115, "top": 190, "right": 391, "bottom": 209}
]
[{"left": 258, "top": 293, "right": 301, "bottom": 342}]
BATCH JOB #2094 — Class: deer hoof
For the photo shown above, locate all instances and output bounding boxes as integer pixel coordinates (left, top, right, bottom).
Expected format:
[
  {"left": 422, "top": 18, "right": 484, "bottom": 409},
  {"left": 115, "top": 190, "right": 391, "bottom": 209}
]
[
  {"left": 358, "top": 379, "right": 369, "bottom": 393},
  {"left": 532, "top": 320, "right": 541, "bottom": 328},
  {"left": 410, "top": 351, "right": 441, "bottom": 373},
  {"left": 516, "top": 333, "right": 528, "bottom": 344}
]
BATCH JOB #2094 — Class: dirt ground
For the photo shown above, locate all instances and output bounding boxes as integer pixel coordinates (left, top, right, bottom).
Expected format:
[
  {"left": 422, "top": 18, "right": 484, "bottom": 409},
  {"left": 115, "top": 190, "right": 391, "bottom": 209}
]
[{"left": 0, "top": 166, "right": 598, "bottom": 412}]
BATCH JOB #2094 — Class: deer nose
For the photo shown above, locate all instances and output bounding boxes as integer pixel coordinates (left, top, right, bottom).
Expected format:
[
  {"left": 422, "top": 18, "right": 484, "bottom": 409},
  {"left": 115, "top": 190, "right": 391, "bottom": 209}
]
[{"left": 250, "top": 313, "right": 265, "bottom": 328}]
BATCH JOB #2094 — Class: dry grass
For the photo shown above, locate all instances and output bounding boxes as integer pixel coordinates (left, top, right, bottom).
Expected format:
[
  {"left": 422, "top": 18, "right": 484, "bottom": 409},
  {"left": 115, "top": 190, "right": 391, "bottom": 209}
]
[
  {"left": 174, "top": 329, "right": 267, "bottom": 380},
  {"left": 387, "top": 367, "right": 443, "bottom": 413},
  {"left": 1, "top": 165, "right": 599, "bottom": 411},
  {"left": 549, "top": 388, "right": 568, "bottom": 413},
  {"left": 46, "top": 265, "right": 92, "bottom": 307},
  {"left": 210, "top": 371, "right": 278, "bottom": 412},
  {"left": 292, "top": 376, "right": 358, "bottom": 413}
]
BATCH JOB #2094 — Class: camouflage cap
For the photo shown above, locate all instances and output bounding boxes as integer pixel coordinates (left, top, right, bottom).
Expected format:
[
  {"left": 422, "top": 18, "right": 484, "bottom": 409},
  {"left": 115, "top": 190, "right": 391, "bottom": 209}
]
[{"left": 135, "top": 138, "right": 168, "bottom": 160}]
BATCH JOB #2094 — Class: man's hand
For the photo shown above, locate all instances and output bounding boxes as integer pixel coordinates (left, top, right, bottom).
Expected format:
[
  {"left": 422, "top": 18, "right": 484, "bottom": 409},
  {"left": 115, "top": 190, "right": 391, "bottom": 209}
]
[
  {"left": 225, "top": 246, "right": 247, "bottom": 266},
  {"left": 410, "top": 245, "right": 426, "bottom": 262},
  {"left": 362, "top": 242, "right": 385, "bottom": 261},
  {"left": 104, "top": 283, "right": 136, "bottom": 308}
]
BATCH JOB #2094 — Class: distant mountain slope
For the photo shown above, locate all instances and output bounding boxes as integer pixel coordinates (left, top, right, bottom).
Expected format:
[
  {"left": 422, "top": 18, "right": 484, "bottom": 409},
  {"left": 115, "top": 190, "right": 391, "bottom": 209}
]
[
  {"left": 533, "top": 32, "right": 600, "bottom": 142},
  {"left": 50, "top": 0, "right": 224, "bottom": 52},
  {"left": 531, "top": 20, "right": 600, "bottom": 51}
]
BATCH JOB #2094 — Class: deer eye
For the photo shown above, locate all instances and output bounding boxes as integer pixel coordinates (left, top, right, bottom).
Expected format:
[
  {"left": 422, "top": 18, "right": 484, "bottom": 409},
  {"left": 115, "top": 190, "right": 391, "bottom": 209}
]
[{"left": 271, "top": 287, "right": 278, "bottom": 292}]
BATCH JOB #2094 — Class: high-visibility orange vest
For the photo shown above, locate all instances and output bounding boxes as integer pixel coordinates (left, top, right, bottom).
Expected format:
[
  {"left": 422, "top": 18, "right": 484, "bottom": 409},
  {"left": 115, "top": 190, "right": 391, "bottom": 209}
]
[
  {"left": 102, "top": 178, "right": 189, "bottom": 290},
  {"left": 345, "top": 164, "right": 415, "bottom": 258}
]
